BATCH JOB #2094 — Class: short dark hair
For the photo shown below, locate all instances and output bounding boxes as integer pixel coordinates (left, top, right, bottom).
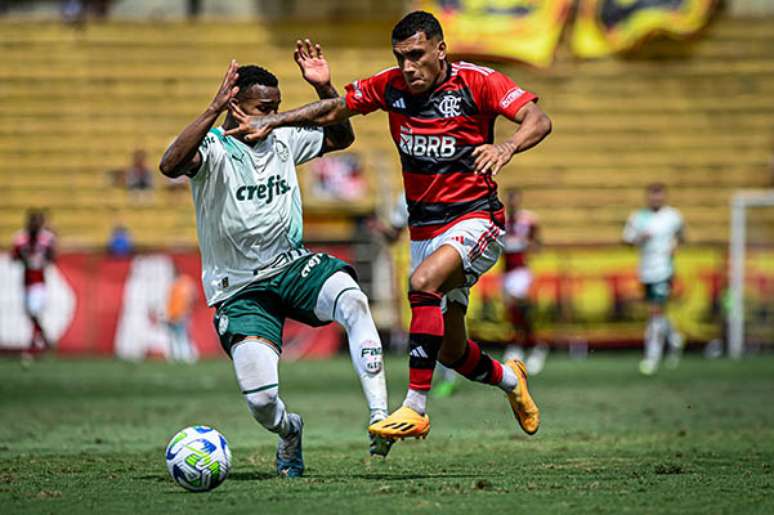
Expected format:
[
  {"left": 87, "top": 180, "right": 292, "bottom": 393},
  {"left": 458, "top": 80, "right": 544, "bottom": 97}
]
[
  {"left": 235, "top": 65, "right": 278, "bottom": 96},
  {"left": 392, "top": 10, "right": 444, "bottom": 43},
  {"left": 647, "top": 182, "right": 666, "bottom": 193}
]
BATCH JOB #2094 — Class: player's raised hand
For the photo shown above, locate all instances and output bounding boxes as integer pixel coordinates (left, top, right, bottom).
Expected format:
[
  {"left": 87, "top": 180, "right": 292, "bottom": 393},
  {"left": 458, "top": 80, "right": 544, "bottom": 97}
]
[
  {"left": 472, "top": 142, "right": 516, "bottom": 176},
  {"left": 208, "top": 59, "right": 240, "bottom": 114},
  {"left": 295, "top": 39, "right": 331, "bottom": 89},
  {"left": 224, "top": 101, "right": 275, "bottom": 142}
]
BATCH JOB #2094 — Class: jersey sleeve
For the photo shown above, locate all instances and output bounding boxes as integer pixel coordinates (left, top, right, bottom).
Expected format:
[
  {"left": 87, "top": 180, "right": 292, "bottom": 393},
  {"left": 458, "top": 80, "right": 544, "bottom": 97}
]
[
  {"left": 622, "top": 212, "right": 641, "bottom": 244},
  {"left": 389, "top": 194, "right": 410, "bottom": 230},
  {"left": 284, "top": 127, "right": 325, "bottom": 165},
  {"left": 479, "top": 71, "right": 538, "bottom": 120},
  {"left": 344, "top": 69, "right": 394, "bottom": 115},
  {"left": 192, "top": 129, "right": 227, "bottom": 179}
]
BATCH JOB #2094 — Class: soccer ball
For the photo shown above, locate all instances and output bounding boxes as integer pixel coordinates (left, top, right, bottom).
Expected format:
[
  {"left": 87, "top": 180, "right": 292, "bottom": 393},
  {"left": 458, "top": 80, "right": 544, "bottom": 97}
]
[{"left": 165, "top": 425, "right": 232, "bottom": 492}]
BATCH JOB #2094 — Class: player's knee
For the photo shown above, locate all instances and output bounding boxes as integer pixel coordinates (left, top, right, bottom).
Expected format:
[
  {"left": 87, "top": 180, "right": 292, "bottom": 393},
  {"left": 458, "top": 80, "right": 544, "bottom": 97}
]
[
  {"left": 244, "top": 388, "right": 279, "bottom": 426},
  {"left": 409, "top": 270, "right": 438, "bottom": 293},
  {"left": 336, "top": 288, "right": 370, "bottom": 326}
]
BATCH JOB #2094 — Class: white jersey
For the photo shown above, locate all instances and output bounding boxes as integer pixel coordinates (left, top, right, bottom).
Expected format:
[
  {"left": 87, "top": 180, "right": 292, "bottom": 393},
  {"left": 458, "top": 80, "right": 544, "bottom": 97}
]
[
  {"left": 623, "top": 206, "right": 684, "bottom": 284},
  {"left": 389, "top": 194, "right": 409, "bottom": 230},
  {"left": 190, "top": 126, "right": 324, "bottom": 305}
]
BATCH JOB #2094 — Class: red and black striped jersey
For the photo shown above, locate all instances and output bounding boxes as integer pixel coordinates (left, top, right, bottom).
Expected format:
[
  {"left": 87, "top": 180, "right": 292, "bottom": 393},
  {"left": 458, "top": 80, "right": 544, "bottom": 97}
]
[
  {"left": 345, "top": 61, "right": 537, "bottom": 240},
  {"left": 12, "top": 229, "right": 56, "bottom": 285},
  {"left": 504, "top": 209, "right": 538, "bottom": 270}
]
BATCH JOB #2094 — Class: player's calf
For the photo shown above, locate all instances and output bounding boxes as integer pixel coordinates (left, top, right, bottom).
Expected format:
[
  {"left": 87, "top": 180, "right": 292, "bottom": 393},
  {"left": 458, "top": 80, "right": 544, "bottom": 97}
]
[{"left": 444, "top": 339, "right": 518, "bottom": 394}]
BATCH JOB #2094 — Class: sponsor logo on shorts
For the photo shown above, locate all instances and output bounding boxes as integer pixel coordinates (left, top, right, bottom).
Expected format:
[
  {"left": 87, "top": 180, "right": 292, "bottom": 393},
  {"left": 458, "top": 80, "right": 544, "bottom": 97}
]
[
  {"left": 300, "top": 254, "right": 323, "bottom": 278},
  {"left": 218, "top": 315, "right": 229, "bottom": 335}
]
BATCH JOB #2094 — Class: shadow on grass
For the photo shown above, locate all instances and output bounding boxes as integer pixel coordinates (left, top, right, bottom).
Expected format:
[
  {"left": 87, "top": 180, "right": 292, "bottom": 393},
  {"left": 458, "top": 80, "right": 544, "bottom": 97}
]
[
  {"left": 138, "top": 470, "right": 277, "bottom": 484},
  {"left": 228, "top": 471, "right": 280, "bottom": 481},
  {"left": 311, "top": 472, "right": 488, "bottom": 481}
]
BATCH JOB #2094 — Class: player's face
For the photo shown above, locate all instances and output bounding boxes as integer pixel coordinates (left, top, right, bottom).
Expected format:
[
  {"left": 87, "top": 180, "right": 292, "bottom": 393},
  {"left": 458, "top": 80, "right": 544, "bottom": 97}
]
[
  {"left": 236, "top": 84, "right": 281, "bottom": 117},
  {"left": 392, "top": 32, "right": 447, "bottom": 95},
  {"left": 647, "top": 189, "right": 666, "bottom": 210},
  {"left": 27, "top": 213, "right": 44, "bottom": 233}
]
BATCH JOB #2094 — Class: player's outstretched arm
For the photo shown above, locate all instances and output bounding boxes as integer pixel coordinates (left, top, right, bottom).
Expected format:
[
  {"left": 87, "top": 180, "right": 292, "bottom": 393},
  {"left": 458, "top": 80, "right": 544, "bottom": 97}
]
[
  {"left": 472, "top": 102, "right": 552, "bottom": 176},
  {"left": 294, "top": 38, "right": 355, "bottom": 153},
  {"left": 160, "top": 60, "right": 240, "bottom": 178},
  {"left": 226, "top": 96, "right": 355, "bottom": 143}
]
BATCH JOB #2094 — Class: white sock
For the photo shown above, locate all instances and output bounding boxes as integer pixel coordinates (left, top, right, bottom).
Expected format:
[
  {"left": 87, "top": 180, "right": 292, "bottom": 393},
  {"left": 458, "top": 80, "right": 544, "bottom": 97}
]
[
  {"left": 498, "top": 363, "right": 519, "bottom": 393},
  {"left": 315, "top": 272, "right": 389, "bottom": 418},
  {"left": 402, "top": 388, "right": 428, "bottom": 415},
  {"left": 437, "top": 363, "right": 456, "bottom": 384},
  {"left": 231, "top": 338, "right": 292, "bottom": 437},
  {"left": 644, "top": 315, "right": 666, "bottom": 363}
]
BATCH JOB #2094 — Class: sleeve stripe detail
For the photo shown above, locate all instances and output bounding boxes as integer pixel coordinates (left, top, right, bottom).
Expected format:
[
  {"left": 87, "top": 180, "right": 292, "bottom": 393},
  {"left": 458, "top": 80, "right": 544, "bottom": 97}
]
[{"left": 454, "top": 61, "right": 495, "bottom": 76}]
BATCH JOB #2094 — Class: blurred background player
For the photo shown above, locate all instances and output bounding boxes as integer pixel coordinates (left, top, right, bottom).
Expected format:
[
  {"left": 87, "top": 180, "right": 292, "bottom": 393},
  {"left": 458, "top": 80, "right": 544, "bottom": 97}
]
[
  {"left": 501, "top": 189, "right": 549, "bottom": 375},
  {"left": 225, "top": 11, "right": 552, "bottom": 440},
  {"left": 623, "top": 183, "right": 685, "bottom": 375},
  {"left": 369, "top": 194, "right": 459, "bottom": 397},
  {"left": 12, "top": 209, "right": 56, "bottom": 358},
  {"left": 159, "top": 41, "right": 391, "bottom": 477},
  {"left": 165, "top": 265, "right": 198, "bottom": 364}
]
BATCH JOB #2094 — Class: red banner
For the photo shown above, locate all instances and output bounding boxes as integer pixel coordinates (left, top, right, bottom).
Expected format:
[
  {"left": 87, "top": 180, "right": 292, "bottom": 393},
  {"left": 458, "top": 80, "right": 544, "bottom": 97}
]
[{"left": 0, "top": 248, "right": 351, "bottom": 358}]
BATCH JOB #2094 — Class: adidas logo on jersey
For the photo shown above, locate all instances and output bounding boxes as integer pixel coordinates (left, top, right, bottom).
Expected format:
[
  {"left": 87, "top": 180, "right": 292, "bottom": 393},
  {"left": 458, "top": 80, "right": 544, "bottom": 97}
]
[
  {"left": 235, "top": 174, "right": 290, "bottom": 204},
  {"left": 392, "top": 97, "right": 407, "bottom": 109}
]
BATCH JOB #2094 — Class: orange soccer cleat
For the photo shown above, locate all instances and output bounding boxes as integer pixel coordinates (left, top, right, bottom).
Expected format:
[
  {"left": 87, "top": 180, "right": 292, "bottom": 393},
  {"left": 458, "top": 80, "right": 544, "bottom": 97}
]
[
  {"left": 505, "top": 359, "right": 541, "bottom": 435},
  {"left": 367, "top": 406, "right": 430, "bottom": 440}
]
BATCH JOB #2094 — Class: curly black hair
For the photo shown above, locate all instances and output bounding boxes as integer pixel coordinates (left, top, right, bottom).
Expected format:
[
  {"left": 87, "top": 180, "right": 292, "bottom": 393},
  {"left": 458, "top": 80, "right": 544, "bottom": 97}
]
[
  {"left": 391, "top": 10, "right": 444, "bottom": 43},
  {"left": 235, "top": 65, "right": 279, "bottom": 96}
]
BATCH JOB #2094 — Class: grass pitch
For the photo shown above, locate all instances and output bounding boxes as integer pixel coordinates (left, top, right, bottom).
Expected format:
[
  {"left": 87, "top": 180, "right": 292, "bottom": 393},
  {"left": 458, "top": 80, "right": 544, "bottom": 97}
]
[{"left": 1, "top": 352, "right": 773, "bottom": 514}]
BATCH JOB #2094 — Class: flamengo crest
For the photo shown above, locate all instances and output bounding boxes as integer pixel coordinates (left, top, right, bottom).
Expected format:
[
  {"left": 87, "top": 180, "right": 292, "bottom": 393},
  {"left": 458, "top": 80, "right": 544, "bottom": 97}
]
[{"left": 438, "top": 94, "right": 462, "bottom": 118}]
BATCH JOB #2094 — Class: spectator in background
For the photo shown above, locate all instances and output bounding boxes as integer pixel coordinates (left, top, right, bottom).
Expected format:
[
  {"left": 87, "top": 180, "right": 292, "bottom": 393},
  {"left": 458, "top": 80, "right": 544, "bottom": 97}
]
[
  {"left": 107, "top": 224, "right": 134, "bottom": 257},
  {"left": 165, "top": 266, "right": 198, "bottom": 364},
  {"left": 126, "top": 149, "right": 153, "bottom": 191},
  {"left": 12, "top": 210, "right": 56, "bottom": 358},
  {"left": 501, "top": 189, "right": 549, "bottom": 376},
  {"left": 107, "top": 149, "right": 154, "bottom": 194}
]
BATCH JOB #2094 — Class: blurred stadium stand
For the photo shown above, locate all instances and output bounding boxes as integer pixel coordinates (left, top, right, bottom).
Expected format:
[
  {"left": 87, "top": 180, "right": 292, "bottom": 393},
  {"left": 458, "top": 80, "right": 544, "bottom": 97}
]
[{"left": 1, "top": 10, "right": 773, "bottom": 248}]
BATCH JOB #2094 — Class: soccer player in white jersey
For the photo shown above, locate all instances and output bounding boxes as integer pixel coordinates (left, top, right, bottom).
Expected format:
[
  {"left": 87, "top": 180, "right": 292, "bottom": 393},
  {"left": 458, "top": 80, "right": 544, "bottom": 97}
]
[
  {"left": 159, "top": 41, "right": 391, "bottom": 478},
  {"left": 623, "top": 183, "right": 685, "bottom": 375}
]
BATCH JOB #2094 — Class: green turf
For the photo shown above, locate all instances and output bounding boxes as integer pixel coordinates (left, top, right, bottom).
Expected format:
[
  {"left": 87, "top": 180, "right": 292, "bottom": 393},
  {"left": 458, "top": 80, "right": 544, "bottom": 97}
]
[{"left": 1, "top": 353, "right": 773, "bottom": 514}]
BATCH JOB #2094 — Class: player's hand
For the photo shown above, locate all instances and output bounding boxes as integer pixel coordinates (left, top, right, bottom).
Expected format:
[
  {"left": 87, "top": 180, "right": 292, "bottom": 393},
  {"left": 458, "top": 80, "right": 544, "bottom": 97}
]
[
  {"left": 295, "top": 39, "right": 331, "bottom": 89},
  {"left": 472, "top": 142, "right": 516, "bottom": 176},
  {"left": 224, "top": 101, "right": 275, "bottom": 142},
  {"left": 208, "top": 59, "right": 240, "bottom": 114}
]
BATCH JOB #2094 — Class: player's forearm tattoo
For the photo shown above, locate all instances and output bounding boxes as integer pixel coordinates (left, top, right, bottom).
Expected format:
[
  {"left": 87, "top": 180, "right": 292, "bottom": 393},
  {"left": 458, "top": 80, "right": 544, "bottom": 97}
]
[
  {"left": 255, "top": 97, "right": 351, "bottom": 130},
  {"left": 313, "top": 85, "right": 354, "bottom": 150}
]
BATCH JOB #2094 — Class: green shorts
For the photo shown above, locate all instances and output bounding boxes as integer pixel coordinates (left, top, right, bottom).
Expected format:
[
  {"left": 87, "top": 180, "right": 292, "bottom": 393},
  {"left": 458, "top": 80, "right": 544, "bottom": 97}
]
[
  {"left": 643, "top": 278, "right": 673, "bottom": 305},
  {"left": 213, "top": 253, "right": 354, "bottom": 355}
]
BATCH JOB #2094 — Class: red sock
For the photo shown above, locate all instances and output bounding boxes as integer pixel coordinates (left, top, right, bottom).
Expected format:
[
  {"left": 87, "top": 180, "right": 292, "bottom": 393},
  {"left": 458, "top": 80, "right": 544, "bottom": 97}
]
[
  {"left": 450, "top": 339, "right": 503, "bottom": 385},
  {"left": 407, "top": 291, "right": 443, "bottom": 391}
]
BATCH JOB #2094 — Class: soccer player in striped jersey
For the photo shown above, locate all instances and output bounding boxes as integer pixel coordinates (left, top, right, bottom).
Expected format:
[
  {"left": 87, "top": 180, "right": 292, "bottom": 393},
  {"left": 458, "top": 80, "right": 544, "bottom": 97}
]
[
  {"left": 226, "top": 11, "right": 552, "bottom": 441},
  {"left": 12, "top": 209, "right": 56, "bottom": 357},
  {"left": 501, "top": 189, "right": 549, "bottom": 375},
  {"left": 160, "top": 41, "right": 392, "bottom": 478}
]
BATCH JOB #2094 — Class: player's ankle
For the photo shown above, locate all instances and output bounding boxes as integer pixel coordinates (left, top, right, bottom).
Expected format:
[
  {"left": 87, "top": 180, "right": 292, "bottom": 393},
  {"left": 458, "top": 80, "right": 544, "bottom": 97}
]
[
  {"left": 498, "top": 363, "right": 519, "bottom": 393},
  {"left": 402, "top": 389, "right": 428, "bottom": 415}
]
